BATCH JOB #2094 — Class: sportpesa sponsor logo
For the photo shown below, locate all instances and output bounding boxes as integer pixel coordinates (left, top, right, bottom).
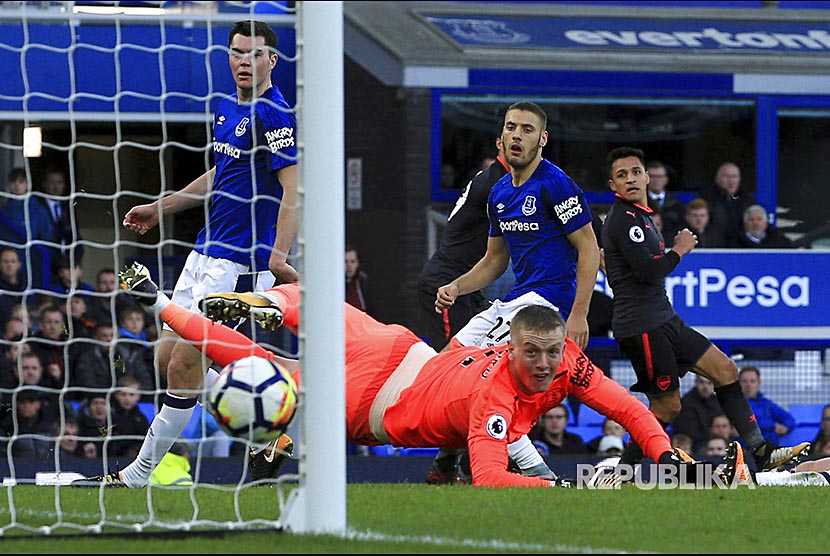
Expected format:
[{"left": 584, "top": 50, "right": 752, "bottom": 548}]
[
  {"left": 597, "top": 267, "right": 810, "bottom": 308},
  {"left": 266, "top": 127, "right": 295, "bottom": 153},
  {"left": 213, "top": 142, "right": 241, "bottom": 158},
  {"left": 666, "top": 269, "right": 808, "bottom": 308},
  {"left": 554, "top": 196, "right": 582, "bottom": 225},
  {"left": 499, "top": 220, "right": 540, "bottom": 232}
]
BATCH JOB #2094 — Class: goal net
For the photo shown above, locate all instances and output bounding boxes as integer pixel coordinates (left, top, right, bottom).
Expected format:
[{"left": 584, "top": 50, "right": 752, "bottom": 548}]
[{"left": 0, "top": 0, "right": 344, "bottom": 536}]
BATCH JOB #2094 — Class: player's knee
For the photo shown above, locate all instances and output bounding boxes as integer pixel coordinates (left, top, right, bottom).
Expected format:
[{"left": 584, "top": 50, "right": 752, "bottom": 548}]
[
  {"left": 710, "top": 358, "right": 739, "bottom": 387},
  {"left": 652, "top": 396, "right": 682, "bottom": 423},
  {"left": 165, "top": 355, "right": 188, "bottom": 380},
  {"left": 155, "top": 338, "right": 176, "bottom": 378}
]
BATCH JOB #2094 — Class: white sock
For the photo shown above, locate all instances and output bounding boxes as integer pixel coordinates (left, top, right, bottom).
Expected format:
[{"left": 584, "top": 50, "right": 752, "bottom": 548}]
[
  {"left": 260, "top": 291, "right": 280, "bottom": 305},
  {"left": 204, "top": 368, "right": 220, "bottom": 389},
  {"left": 152, "top": 290, "right": 172, "bottom": 312},
  {"left": 120, "top": 393, "right": 196, "bottom": 487}
]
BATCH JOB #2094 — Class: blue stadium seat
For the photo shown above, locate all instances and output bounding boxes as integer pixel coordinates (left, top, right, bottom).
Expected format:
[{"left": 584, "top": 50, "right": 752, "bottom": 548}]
[
  {"left": 569, "top": 426, "right": 600, "bottom": 444},
  {"left": 397, "top": 447, "right": 440, "bottom": 457},
  {"left": 788, "top": 403, "right": 825, "bottom": 427},
  {"left": 138, "top": 401, "right": 157, "bottom": 423},
  {"left": 567, "top": 408, "right": 577, "bottom": 426},
  {"left": 370, "top": 444, "right": 398, "bottom": 456},
  {"left": 576, "top": 405, "right": 606, "bottom": 427},
  {"left": 779, "top": 424, "right": 819, "bottom": 446}
]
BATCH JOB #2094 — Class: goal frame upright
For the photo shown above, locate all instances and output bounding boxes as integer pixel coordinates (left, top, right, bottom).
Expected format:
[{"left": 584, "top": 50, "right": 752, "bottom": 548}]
[{"left": 282, "top": 0, "right": 347, "bottom": 535}]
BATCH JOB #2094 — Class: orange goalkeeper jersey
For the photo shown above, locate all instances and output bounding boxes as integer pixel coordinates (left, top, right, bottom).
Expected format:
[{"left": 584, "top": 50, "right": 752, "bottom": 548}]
[
  {"left": 164, "top": 283, "right": 672, "bottom": 488},
  {"left": 266, "top": 283, "right": 672, "bottom": 488}
]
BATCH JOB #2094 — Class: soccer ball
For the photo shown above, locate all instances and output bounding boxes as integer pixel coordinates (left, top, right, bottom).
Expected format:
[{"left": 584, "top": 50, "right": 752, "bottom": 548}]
[{"left": 207, "top": 355, "right": 298, "bottom": 442}]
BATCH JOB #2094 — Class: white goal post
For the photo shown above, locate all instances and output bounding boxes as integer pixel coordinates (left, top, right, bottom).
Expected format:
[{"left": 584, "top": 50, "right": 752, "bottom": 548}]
[
  {"left": 0, "top": 0, "right": 346, "bottom": 537},
  {"left": 286, "top": 0, "right": 346, "bottom": 534}
]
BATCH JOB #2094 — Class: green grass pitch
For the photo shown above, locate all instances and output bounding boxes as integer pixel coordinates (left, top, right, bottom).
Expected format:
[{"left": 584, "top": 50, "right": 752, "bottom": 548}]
[{"left": 0, "top": 483, "right": 827, "bottom": 553}]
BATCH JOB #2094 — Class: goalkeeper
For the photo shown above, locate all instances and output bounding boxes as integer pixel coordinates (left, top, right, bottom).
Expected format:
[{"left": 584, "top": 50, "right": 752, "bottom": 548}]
[{"left": 81, "top": 263, "right": 709, "bottom": 488}]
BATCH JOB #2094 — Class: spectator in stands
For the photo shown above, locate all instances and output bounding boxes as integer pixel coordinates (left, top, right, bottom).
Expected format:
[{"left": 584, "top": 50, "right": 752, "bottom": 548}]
[
  {"left": 37, "top": 166, "right": 83, "bottom": 277},
  {"left": 702, "top": 434, "right": 728, "bottom": 459},
  {"left": 0, "top": 247, "right": 26, "bottom": 329},
  {"left": 29, "top": 304, "right": 69, "bottom": 393},
  {"left": 810, "top": 404, "right": 830, "bottom": 458},
  {"left": 67, "top": 293, "right": 96, "bottom": 340},
  {"left": 739, "top": 365, "right": 796, "bottom": 445},
  {"left": 72, "top": 320, "right": 117, "bottom": 397},
  {"left": 3, "top": 317, "right": 26, "bottom": 342},
  {"left": 683, "top": 198, "right": 721, "bottom": 248},
  {"left": 115, "top": 305, "right": 158, "bottom": 400},
  {"left": 528, "top": 404, "right": 589, "bottom": 456},
  {"left": 708, "top": 413, "right": 739, "bottom": 445},
  {"left": 646, "top": 160, "right": 685, "bottom": 242},
  {"left": 0, "top": 168, "right": 52, "bottom": 246},
  {"left": 0, "top": 334, "right": 28, "bottom": 388},
  {"left": 108, "top": 375, "right": 150, "bottom": 460},
  {"left": 26, "top": 294, "right": 56, "bottom": 334},
  {"left": 596, "top": 434, "right": 625, "bottom": 457},
  {"left": 2, "top": 389, "right": 54, "bottom": 459},
  {"left": 0, "top": 340, "right": 29, "bottom": 389},
  {"left": 51, "top": 417, "right": 86, "bottom": 460},
  {"left": 52, "top": 255, "right": 94, "bottom": 296},
  {"left": 671, "top": 432, "right": 694, "bottom": 455},
  {"left": 700, "top": 162, "right": 757, "bottom": 246},
  {"left": 15, "top": 350, "right": 44, "bottom": 389},
  {"left": 586, "top": 417, "right": 626, "bottom": 454},
  {"left": 728, "top": 204, "right": 794, "bottom": 249},
  {"left": 2, "top": 307, "right": 28, "bottom": 348},
  {"left": 651, "top": 212, "right": 665, "bottom": 238},
  {"left": 673, "top": 375, "right": 723, "bottom": 449},
  {"left": 14, "top": 350, "right": 65, "bottom": 423},
  {"left": 8, "top": 302, "right": 26, "bottom": 324},
  {"left": 77, "top": 392, "right": 111, "bottom": 460},
  {"left": 345, "top": 245, "right": 373, "bottom": 315},
  {"left": 85, "top": 267, "right": 137, "bottom": 326}
]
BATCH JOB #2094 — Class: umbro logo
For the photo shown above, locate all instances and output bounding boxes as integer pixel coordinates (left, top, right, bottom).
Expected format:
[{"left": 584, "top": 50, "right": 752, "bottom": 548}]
[{"left": 235, "top": 117, "right": 250, "bottom": 137}]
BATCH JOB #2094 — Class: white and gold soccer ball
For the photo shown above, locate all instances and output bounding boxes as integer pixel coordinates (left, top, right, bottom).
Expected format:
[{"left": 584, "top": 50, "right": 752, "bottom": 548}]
[{"left": 207, "top": 355, "right": 298, "bottom": 442}]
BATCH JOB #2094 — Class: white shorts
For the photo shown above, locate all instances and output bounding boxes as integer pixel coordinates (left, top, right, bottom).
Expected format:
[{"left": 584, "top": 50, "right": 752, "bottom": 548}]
[
  {"left": 453, "top": 291, "right": 558, "bottom": 348},
  {"left": 162, "top": 251, "right": 275, "bottom": 332}
]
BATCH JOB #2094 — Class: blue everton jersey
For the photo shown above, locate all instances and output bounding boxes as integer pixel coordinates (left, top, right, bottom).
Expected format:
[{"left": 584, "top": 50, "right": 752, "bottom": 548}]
[
  {"left": 195, "top": 86, "right": 297, "bottom": 271},
  {"left": 487, "top": 159, "right": 592, "bottom": 316}
]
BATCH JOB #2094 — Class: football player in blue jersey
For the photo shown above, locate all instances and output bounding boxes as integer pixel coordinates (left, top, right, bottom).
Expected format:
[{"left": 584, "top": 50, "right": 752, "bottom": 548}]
[
  {"left": 431, "top": 101, "right": 600, "bottom": 484},
  {"left": 116, "top": 21, "right": 297, "bottom": 487},
  {"left": 435, "top": 101, "right": 599, "bottom": 352}
]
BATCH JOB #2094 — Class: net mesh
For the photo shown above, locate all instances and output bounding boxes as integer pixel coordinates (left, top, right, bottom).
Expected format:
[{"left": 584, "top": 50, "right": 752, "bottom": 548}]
[{"left": 0, "top": 0, "right": 311, "bottom": 535}]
